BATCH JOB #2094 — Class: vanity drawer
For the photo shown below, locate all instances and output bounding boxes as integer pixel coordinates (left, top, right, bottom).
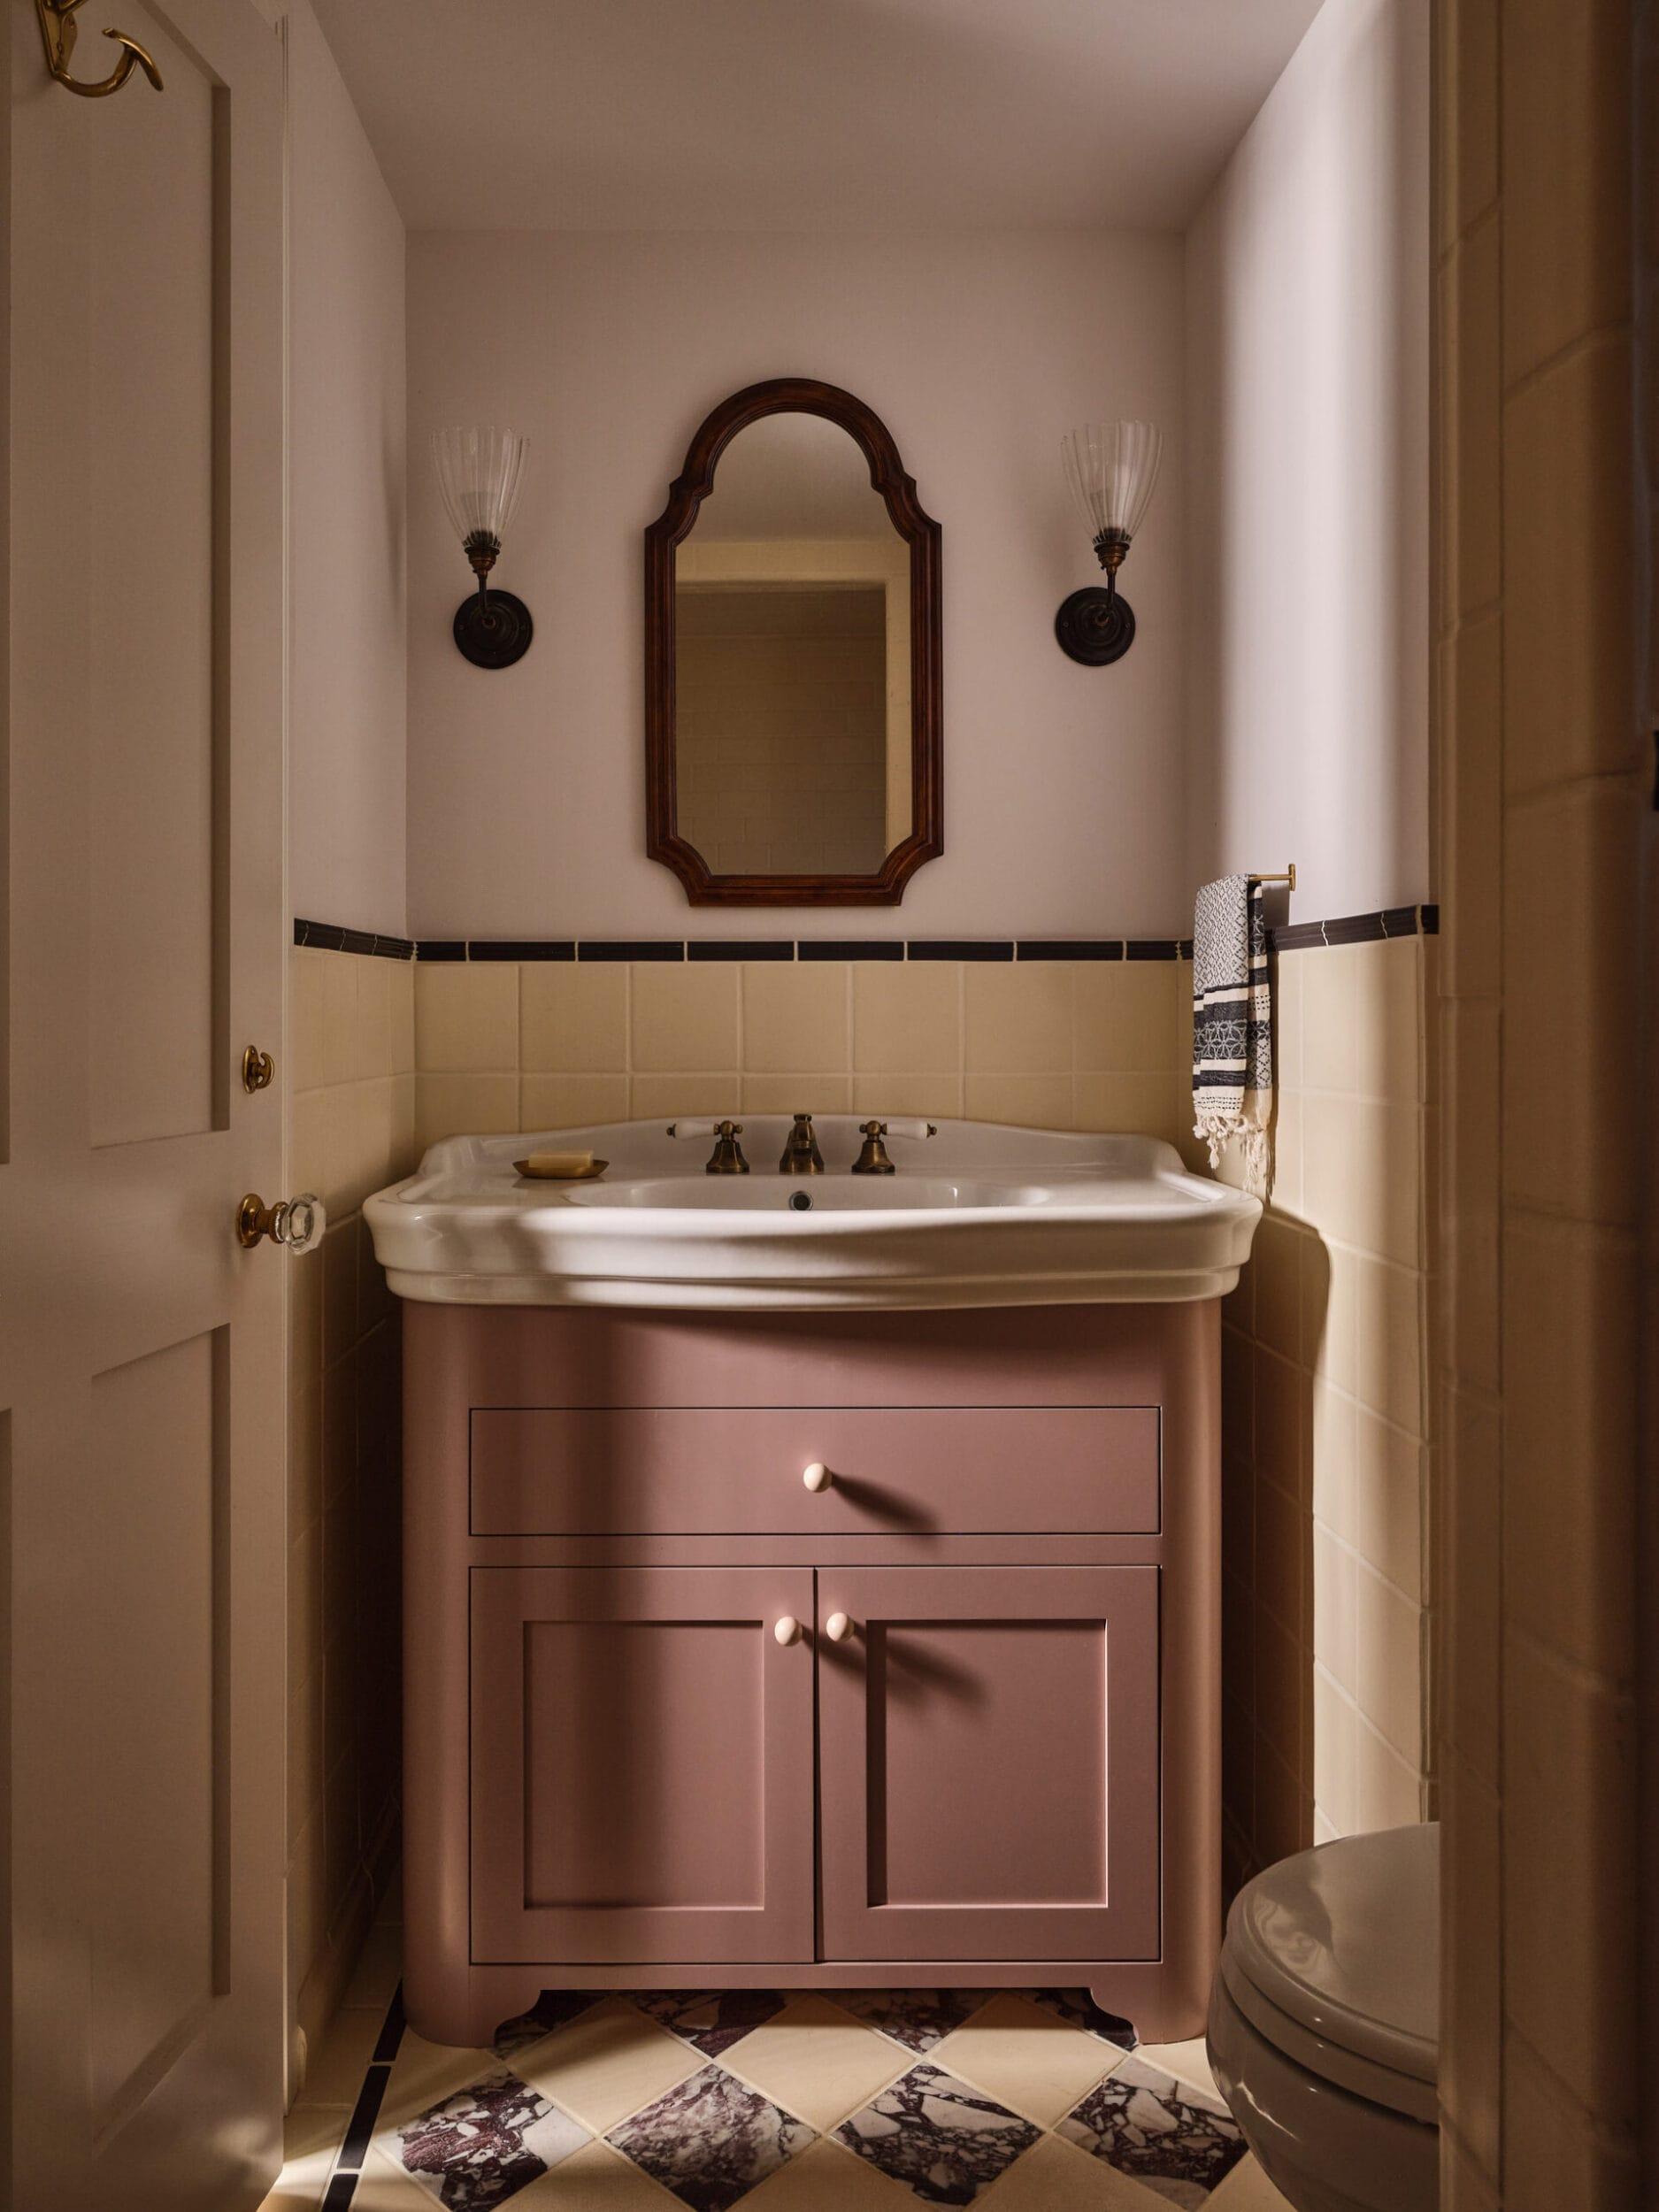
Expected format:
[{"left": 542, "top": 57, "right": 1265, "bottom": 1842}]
[{"left": 469, "top": 1405, "right": 1159, "bottom": 1536}]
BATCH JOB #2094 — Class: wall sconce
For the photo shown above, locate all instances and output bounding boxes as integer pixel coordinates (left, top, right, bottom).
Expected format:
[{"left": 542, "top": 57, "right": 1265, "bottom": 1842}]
[
  {"left": 1055, "top": 420, "right": 1162, "bottom": 665},
  {"left": 433, "top": 426, "right": 534, "bottom": 669}
]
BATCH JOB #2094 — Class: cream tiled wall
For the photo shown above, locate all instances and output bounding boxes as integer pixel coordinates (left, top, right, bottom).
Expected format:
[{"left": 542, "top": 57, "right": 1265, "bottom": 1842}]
[
  {"left": 1213, "top": 934, "right": 1438, "bottom": 1891},
  {"left": 411, "top": 956, "right": 1193, "bottom": 1153},
  {"left": 287, "top": 948, "right": 418, "bottom": 2079},
  {"left": 1435, "top": 0, "right": 1648, "bottom": 2203}
]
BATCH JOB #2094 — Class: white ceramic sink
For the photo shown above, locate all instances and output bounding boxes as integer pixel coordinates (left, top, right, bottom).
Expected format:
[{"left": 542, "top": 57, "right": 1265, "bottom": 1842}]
[{"left": 364, "top": 1118, "right": 1262, "bottom": 1311}]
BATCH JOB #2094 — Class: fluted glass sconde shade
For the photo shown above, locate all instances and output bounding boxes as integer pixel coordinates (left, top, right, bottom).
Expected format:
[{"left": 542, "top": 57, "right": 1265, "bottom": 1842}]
[
  {"left": 1055, "top": 419, "right": 1162, "bottom": 666},
  {"left": 432, "top": 426, "right": 534, "bottom": 668}
]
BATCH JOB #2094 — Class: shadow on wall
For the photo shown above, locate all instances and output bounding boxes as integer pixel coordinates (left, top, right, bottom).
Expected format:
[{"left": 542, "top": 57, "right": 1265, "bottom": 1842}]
[{"left": 1220, "top": 1177, "right": 1326, "bottom": 1900}]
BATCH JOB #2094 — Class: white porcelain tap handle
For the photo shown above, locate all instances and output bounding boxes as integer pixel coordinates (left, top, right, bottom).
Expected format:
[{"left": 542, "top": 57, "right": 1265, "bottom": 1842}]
[
  {"left": 773, "top": 1615, "right": 803, "bottom": 1647},
  {"left": 825, "top": 1610, "right": 856, "bottom": 1643},
  {"left": 872, "top": 1118, "right": 937, "bottom": 1141},
  {"left": 803, "top": 1461, "right": 832, "bottom": 1493},
  {"left": 666, "top": 1119, "right": 741, "bottom": 1140}
]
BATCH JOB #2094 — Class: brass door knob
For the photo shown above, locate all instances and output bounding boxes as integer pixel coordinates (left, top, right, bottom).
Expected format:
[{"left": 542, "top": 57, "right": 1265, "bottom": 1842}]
[{"left": 238, "top": 1192, "right": 325, "bottom": 1253}]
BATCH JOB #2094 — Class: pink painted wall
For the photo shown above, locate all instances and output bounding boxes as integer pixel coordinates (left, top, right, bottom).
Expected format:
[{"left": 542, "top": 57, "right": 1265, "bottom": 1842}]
[
  {"left": 403, "top": 229, "right": 1187, "bottom": 941},
  {"left": 1184, "top": 0, "right": 1431, "bottom": 916},
  {"left": 285, "top": 0, "right": 408, "bottom": 935}
]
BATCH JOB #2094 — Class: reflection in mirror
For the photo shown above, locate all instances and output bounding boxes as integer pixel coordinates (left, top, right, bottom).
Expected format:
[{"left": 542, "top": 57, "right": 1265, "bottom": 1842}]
[
  {"left": 674, "top": 413, "right": 910, "bottom": 879},
  {"left": 646, "top": 380, "right": 941, "bottom": 905}
]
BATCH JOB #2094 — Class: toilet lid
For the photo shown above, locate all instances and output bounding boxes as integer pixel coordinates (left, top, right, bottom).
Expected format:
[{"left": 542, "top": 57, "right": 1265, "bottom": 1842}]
[{"left": 1225, "top": 1823, "right": 1439, "bottom": 2091}]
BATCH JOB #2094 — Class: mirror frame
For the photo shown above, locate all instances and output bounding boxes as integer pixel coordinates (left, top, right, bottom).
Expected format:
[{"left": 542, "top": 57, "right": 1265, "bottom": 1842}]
[{"left": 645, "top": 378, "right": 942, "bottom": 905}]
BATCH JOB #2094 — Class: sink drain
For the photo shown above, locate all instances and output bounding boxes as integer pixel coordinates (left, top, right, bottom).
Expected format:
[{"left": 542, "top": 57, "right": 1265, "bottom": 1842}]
[{"left": 787, "top": 1189, "right": 813, "bottom": 1212}]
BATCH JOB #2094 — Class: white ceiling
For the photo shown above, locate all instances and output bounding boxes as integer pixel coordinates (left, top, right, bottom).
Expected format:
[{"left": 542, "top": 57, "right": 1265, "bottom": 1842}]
[{"left": 310, "top": 0, "right": 1325, "bottom": 234}]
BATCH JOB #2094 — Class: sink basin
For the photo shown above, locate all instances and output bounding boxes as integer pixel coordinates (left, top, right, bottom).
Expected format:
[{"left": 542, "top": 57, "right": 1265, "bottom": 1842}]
[{"left": 365, "top": 1117, "right": 1262, "bottom": 1311}]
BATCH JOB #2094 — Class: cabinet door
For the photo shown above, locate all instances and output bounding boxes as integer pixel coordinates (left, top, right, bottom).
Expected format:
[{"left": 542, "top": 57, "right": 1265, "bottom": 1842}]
[
  {"left": 819, "top": 1567, "right": 1159, "bottom": 1962},
  {"left": 471, "top": 1568, "right": 816, "bottom": 1964}
]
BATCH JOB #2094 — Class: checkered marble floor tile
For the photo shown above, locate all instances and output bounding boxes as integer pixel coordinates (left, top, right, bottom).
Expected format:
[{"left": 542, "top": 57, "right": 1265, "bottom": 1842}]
[{"left": 268, "top": 1970, "right": 1294, "bottom": 2212}]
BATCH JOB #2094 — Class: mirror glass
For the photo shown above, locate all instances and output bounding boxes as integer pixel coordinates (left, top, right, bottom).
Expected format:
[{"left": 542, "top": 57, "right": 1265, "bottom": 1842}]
[{"left": 674, "top": 412, "right": 910, "bottom": 879}]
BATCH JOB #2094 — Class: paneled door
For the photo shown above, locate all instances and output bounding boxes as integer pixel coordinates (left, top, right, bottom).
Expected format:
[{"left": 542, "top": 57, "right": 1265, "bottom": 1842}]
[
  {"left": 471, "top": 1569, "right": 818, "bottom": 1965},
  {"left": 818, "top": 1568, "right": 1161, "bottom": 1962},
  {"left": 2, "top": 4, "right": 286, "bottom": 2208}
]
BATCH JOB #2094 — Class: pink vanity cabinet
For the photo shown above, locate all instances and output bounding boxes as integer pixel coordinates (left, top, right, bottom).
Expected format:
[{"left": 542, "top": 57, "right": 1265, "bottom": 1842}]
[{"left": 402, "top": 1298, "right": 1220, "bottom": 2048}]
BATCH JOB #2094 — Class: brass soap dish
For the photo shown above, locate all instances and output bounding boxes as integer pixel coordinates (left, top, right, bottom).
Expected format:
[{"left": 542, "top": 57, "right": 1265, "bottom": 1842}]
[{"left": 513, "top": 1156, "right": 609, "bottom": 1181}]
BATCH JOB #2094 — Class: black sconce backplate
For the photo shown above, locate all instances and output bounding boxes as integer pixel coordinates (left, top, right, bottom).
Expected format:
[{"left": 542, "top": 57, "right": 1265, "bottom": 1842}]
[
  {"left": 1055, "top": 586, "right": 1136, "bottom": 666},
  {"left": 453, "top": 589, "right": 534, "bottom": 669}
]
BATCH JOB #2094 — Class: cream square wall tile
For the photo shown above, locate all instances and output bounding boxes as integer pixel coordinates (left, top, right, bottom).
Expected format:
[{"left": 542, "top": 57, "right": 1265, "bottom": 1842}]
[
  {"left": 1072, "top": 1071, "right": 1185, "bottom": 1144},
  {"left": 1355, "top": 1256, "right": 1425, "bottom": 1436},
  {"left": 741, "top": 961, "right": 850, "bottom": 1072},
  {"left": 852, "top": 963, "right": 961, "bottom": 1073},
  {"left": 1299, "top": 945, "right": 1360, "bottom": 1094},
  {"left": 521, "top": 1072, "right": 631, "bottom": 1130},
  {"left": 964, "top": 963, "right": 1072, "bottom": 1073},
  {"left": 521, "top": 963, "right": 627, "bottom": 1073},
  {"left": 631, "top": 961, "right": 739, "bottom": 1071},
  {"left": 964, "top": 1074, "right": 1073, "bottom": 1130},
  {"left": 630, "top": 1073, "right": 742, "bottom": 1120},
  {"left": 1354, "top": 1563, "right": 1425, "bottom": 1762},
  {"left": 742, "top": 1075, "right": 854, "bottom": 1117},
  {"left": 416, "top": 1072, "right": 520, "bottom": 1149},
  {"left": 1074, "top": 962, "right": 1179, "bottom": 1073},
  {"left": 1502, "top": 336, "right": 1638, "bottom": 797},
  {"left": 1250, "top": 1216, "right": 1302, "bottom": 1363},
  {"left": 291, "top": 949, "right": 328, "bottom": 1091},
  {"left": 1352, "top": 938, "right": 1425, "bottom": 1103},
  {"left": 1271, "top": 949, "right": 1303, "bottom": 1095},
  {"left": 321, "top": 951, "right": 362, "bottom": 1087},
  {"left": 852, "top": 1072, "right": 964, "bottom": 1121},
  {"left": 416, "top": 961, "right": 519, "bottom": 1073}
]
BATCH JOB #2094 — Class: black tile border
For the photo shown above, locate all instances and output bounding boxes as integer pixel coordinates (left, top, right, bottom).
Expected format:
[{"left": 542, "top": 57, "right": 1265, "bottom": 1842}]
[
  {"left": 301, "top": 907, "right": 1439, "bottom": 966},
  {"left": 294, "top": 918, "right": 415, "bottom": 960},
  {"left": 317, "top": 1981, "right": 406, "bottom": 2204},
  {"left": 688, "top": 940, "right": 794, "bottom": 961},
  {"left": 578, "top": 941, "right": 684, "bottom": 961},
  {"left": 1269, "top": 902, "right": 1440, "bottom": 953},
  {"left": 468, "top": 939, "right": 574, "bottom": 962}
]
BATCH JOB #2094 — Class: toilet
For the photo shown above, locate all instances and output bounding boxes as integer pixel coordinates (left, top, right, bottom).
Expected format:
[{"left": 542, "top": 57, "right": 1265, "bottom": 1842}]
[{"left": 1207, "top": 1823, "right": 1440, "bottom": 2212}]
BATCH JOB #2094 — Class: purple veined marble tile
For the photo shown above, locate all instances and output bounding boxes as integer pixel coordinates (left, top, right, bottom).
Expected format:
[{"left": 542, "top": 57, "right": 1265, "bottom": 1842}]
[
  {"left": 396, "top": 2068, "right": 589, "bottom": 2210},
  {"left": 491, "top": 1991, "right": 603, "bottom": 2059},
  {"left": 831, "top": 1989, "right": 995, "bottom": 2053},
  {"left": 1056, "top": 2054, "right": 1246, "bottom": 2208},
  {"left": 835, "top": 2062, "right": 1041, "bottom": 2207},
  {"left": 1030, "top": 1988, "right": 1138, "bottom": 2049},
  {"left": 632, "top": 1988, "right": 787, "bottom": 2056},
  {"left": 606, "top": 2061, "right": 815, "bottom": 2212}
]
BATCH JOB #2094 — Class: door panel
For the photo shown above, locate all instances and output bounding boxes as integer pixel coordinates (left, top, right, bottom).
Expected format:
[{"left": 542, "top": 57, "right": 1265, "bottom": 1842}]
[
  {"left": 818, "top": 1568, "right": 1160, "bottom": 1962},
  {"left": 471, "top": 1568, "right": 817, "bottom": 1965},
  {"left": 3, "top": 4, "right": 286, "bottom": 2205},
  {"left": 87, "top": 2, "right": 219, "bottom": 1148}
]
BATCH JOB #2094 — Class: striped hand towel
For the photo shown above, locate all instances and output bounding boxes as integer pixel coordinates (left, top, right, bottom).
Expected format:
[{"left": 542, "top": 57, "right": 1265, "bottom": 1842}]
[{"left": 1192, "top": 874, "right": 1272, "bottom": 1197}]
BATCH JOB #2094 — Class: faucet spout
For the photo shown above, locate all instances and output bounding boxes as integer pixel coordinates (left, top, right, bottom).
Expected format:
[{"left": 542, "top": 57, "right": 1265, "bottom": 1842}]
[{"left": 779, "top": 1112, "right": 824, "bottom": 1174}]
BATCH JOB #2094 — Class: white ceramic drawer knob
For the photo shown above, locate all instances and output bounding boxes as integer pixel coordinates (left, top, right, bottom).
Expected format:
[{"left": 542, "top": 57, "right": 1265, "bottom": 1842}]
[
  {"left": 802, "top": 1461, "right": 833, "bottom": 1493},
  {"left": 825, "top": 1610, "right": 856, "bottom": 1643},
  {"left": 773, "top": 1616, "right": 803, "bottom": 1647}
]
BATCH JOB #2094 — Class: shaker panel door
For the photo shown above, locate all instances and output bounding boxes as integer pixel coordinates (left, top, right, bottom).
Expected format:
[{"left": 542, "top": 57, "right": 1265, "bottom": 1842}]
[
  {"left": 471, "top": 1567, "right": 816, "bottom": 1964},
  {"left": 818, "top": 1567, "right": 1159, "bottom": 1962}
]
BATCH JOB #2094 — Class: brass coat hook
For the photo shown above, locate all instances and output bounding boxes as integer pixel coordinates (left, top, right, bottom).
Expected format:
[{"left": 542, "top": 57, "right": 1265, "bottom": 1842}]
[{"left": 36, "top": 0, "right": 163, "bottom": 96}]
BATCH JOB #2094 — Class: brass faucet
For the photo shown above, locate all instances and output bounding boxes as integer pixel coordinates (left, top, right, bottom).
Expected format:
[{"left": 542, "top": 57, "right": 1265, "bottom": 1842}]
[
  {"left": 778, "top": 1112, "right": 824, "bottom": 1174},
  {"left": 704, "top": 1120, "right": 749, "bottom": 1174},
  {"left": 852, "top": 1120, "right": 896, "bottom": 1174}
]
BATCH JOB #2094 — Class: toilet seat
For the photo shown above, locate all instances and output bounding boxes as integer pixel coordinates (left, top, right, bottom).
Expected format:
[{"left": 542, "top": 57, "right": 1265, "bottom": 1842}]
[{"left": 1222, "top": 1824, "right": 1439, "bottom": 2124}]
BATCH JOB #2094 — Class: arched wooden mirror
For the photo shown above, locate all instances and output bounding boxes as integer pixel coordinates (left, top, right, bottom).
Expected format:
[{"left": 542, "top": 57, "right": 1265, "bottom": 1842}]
[{"left": 645, "top": 379, "right": 942, "bottom": 905}]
